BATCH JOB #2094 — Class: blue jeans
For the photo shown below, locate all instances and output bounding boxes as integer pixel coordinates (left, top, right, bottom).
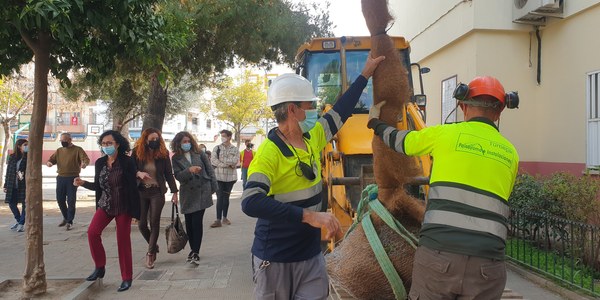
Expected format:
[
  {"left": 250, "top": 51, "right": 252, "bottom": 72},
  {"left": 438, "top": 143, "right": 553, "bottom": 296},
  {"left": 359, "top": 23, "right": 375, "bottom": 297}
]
[
  {"left": 8, "top": 188, "right": 25, "bottom": 225},
  {"left": 241, "top": 168, "right": 249, "bottom": 189},
  {"left": 56, "top": 176, "right": 78, "bottom": 224}
]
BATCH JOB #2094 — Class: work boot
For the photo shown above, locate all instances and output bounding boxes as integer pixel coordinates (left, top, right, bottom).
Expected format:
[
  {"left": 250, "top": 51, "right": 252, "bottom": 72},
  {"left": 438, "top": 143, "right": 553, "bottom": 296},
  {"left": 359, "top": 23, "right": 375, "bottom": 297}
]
[
  {"left": 222, "top": 218, "right": 231, "bottom": 225},
  {"left": 210, "top": 220, "right": 222, "bottom": 228}
]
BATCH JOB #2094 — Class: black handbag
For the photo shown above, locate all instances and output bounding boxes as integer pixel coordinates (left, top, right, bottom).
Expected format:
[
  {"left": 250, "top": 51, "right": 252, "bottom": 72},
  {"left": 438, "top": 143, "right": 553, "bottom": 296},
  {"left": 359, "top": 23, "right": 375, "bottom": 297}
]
[{"left": 165, "top": 203, "right": 188, "bottom": 254}]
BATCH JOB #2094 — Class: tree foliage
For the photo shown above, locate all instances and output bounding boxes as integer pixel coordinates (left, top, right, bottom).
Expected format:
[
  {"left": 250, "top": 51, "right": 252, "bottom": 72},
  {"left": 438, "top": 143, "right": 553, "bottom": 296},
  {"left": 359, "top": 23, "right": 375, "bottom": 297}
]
[
  {"left": 141, "top": 0, "right": 333, "bottom": 130},
  {"left": 212, "top": 71, "right": 272, "bottom": 146}
]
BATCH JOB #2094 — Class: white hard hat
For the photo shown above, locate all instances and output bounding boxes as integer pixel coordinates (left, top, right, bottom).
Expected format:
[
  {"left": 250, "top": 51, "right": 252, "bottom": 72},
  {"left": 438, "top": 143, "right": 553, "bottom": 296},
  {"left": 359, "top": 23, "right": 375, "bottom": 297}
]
[{"left": 267, "top": 73, "right": 318, "bottom": 107}]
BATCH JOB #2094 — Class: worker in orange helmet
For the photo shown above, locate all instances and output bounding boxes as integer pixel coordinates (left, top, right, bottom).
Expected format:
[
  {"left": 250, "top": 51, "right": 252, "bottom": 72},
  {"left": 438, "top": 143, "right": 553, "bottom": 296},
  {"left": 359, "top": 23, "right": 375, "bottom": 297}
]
[{"left": 368, "top": 76, "right": 520, "bottom": 299}]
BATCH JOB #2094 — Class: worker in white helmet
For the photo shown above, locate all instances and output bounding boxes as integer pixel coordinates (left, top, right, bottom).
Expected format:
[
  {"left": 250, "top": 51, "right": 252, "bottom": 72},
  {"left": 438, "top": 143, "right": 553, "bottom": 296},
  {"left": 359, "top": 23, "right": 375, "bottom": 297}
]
[{"left": 241, "top": 54, "right": 385, "bottom": 299}]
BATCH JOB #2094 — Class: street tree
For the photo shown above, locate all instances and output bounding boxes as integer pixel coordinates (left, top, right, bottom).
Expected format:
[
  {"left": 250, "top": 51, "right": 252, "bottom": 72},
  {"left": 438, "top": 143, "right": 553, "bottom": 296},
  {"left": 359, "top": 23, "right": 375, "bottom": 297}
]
[
  {"left": 62, "top": 69, "right": 196, "bottom": 134},
  {"left": 212, "top": 71, "right": 272, "bottom": 148},
  {"left": 141, "top": 0, "right": 332, "bottom": 131},
  {"left": 0, "top": 76, "right": 33, "bottom": 187},
  {"left": 0, "top": 1, "right": 163, "bottom": 295},
  {"left": 62, "top": 71, "right": 147, "bottom": 133}
]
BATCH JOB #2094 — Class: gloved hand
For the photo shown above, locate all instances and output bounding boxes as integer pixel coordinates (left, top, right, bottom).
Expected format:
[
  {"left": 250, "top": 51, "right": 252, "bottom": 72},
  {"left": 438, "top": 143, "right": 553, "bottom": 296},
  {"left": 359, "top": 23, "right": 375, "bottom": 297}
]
[{"left": 369, "top": 101, "right": 386, "bottom": 122}]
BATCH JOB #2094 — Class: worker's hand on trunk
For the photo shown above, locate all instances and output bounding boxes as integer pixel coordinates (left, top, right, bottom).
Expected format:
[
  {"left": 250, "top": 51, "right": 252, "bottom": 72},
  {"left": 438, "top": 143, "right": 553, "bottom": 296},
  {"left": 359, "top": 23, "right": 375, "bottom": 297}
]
[
  {"left": 369, "top": 101, "right": 386, "bottom": 122},
  {"left": 302, "top": 210, "right": 342, "bottom": 240},
  {"left": 361, "top": 53, "right": 385, "bottom": 79}
]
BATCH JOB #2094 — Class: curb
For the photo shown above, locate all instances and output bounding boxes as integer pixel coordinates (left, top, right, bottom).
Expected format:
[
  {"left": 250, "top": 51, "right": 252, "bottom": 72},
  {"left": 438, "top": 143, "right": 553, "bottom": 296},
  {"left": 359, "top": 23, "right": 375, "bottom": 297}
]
[
  {"left": 64, "top": 280, "right": 95, "bottom": 300},
  {"left": 0, "top": 277, "right": 93, "bottom": 300},
  {"left": 506, "top": 262, "right": 596, "bottom": 300}
]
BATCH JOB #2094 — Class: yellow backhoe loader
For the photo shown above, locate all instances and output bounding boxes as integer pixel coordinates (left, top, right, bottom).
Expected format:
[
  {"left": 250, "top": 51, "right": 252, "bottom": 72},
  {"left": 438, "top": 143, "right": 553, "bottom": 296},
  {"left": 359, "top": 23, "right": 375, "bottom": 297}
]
[{"left": 294, "top": 36, "right": 432, "bottom": 250}]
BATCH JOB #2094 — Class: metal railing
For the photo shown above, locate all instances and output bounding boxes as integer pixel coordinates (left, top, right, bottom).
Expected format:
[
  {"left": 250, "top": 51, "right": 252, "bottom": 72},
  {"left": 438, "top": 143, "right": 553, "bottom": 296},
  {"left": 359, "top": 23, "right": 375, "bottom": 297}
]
[{"left": 507, "top": 208, "right": 600, "bottom": 297}]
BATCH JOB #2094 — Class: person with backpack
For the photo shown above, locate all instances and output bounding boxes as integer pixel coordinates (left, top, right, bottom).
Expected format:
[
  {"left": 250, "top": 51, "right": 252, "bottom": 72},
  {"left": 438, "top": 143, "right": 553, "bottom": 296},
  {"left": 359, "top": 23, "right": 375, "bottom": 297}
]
[{"left": 210, "top": 129, "right": 239, "bottom": 228}]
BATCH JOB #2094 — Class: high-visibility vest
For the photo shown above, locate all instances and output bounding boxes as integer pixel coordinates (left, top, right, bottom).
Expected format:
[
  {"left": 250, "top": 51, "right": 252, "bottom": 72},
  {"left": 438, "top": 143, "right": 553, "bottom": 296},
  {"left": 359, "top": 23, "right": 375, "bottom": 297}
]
[{"left": 398, "top": 118, "right": 518, "bottom": 259}]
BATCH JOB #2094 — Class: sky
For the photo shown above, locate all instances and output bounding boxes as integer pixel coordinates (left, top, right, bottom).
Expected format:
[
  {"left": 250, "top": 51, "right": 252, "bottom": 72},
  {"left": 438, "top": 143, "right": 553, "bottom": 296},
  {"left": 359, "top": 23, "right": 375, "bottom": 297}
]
[{"left": 328, "top": 0, "right": 370, "bottom": 36}]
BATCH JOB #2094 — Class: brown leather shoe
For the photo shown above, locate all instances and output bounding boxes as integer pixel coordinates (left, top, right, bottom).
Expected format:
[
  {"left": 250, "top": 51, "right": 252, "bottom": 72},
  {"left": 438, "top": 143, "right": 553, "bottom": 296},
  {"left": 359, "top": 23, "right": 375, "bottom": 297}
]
[
  {"left": 222, "top": 218, "right": 231, "bottom": 225},
  {"left": 210, "top": 220, "right": 222, "bottom": 228},
  {"left": 58, "top": 220, "right": 67, "bottom": 227}
]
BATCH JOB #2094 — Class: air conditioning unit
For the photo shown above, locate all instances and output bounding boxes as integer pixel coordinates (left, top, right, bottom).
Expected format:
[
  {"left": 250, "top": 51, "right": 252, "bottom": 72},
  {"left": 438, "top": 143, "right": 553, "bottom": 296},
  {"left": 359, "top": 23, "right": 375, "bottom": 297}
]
[{"left": 513, "top": 0, "right": 563, "bottom": 25}]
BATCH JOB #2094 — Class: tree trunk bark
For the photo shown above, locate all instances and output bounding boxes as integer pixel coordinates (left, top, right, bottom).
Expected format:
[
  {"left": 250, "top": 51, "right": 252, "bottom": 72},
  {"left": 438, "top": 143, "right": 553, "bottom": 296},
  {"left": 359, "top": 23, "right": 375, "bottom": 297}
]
[
  {"left": 0, "top": 122, "right": 11, "bottom": 187},
  {"left": 142, "top": 74, "right": 167, "bottom": 131},
  {"left": 22, "top": 32, "right": 50, "bottom": 296}
]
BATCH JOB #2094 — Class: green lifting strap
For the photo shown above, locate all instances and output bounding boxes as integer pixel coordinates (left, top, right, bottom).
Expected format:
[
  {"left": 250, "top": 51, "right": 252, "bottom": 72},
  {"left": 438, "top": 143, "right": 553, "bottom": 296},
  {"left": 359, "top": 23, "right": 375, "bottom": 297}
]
[{"left": 344, "top": 184, "right": 419, "bottom": 300}]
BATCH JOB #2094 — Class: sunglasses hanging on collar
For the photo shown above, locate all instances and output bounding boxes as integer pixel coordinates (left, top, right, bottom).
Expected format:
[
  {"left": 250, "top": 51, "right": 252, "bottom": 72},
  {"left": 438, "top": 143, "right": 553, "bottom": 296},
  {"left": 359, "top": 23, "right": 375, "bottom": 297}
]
[{"left": 278, "top": 130, "right": 316, "bottom": 181}]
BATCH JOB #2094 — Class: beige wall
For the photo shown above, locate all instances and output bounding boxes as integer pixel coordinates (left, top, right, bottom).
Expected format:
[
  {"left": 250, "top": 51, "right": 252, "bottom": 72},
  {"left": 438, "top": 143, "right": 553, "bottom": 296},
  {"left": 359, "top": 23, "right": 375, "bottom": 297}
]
[{"left": 391, "top": 0, "right": 600, "bottom": 172}]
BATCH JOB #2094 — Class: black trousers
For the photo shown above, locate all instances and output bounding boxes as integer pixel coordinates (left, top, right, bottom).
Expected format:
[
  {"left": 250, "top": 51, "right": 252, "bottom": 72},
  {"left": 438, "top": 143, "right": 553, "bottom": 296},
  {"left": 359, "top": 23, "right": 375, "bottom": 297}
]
[
  {"left": 216, "top": 181, "right": 235, "bottom": 220},
  {"left": 184, "top": 209, "right": 206, "bottom": 254}
]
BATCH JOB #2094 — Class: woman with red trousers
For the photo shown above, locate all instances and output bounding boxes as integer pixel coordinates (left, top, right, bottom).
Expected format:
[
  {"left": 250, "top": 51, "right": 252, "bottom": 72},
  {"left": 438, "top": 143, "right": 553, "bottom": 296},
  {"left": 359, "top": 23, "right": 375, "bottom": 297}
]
[{"left": 74, "top": 130, "right": 140, "bottom": 292}]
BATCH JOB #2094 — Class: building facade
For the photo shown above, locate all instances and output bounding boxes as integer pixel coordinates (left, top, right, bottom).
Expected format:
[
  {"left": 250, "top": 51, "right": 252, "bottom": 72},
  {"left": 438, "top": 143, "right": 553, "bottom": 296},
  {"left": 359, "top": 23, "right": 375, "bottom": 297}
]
[{"left": 389, "top": 0, "right": 600, "bottom": 176}]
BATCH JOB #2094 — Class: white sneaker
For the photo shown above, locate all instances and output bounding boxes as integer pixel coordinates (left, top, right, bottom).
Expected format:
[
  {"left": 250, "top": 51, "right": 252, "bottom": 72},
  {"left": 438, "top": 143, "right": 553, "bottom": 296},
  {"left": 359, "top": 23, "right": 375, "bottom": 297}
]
[
  {"left": 10, "top": 223, "right": 18, "bottom": 230},
  {"left": 66, "top": 223, "right": 73, "bottom": 231},
  {"left": 16, "top": 224, "right": 24, "bottom": 232}
]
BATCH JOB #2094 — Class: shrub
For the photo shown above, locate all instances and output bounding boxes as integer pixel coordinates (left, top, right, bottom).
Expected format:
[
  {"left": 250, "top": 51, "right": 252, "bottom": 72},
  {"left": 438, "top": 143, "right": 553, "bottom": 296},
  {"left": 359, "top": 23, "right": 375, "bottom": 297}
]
[
  {"left": 509, "top": 174, "right": 546, "bottom": 211},
  {"left": 542, "top": 172, "right": 600, "bottom": 223}
]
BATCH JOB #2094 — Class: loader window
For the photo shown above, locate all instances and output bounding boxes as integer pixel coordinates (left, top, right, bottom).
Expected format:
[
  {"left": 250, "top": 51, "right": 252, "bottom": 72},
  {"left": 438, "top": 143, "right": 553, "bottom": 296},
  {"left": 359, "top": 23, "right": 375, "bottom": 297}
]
[
  {"left": 304, "top": 52, "right": 342, "bottom": 109},
  {"left": 346, "top": 51, "right": 374, "bottom": 113}
]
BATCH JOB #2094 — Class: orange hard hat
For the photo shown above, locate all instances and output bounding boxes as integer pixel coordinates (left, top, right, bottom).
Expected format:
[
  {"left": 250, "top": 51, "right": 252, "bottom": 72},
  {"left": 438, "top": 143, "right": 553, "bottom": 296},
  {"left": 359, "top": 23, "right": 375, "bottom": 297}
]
[{"left": 468, "top": 76, "right": 506, "bottom": 106}]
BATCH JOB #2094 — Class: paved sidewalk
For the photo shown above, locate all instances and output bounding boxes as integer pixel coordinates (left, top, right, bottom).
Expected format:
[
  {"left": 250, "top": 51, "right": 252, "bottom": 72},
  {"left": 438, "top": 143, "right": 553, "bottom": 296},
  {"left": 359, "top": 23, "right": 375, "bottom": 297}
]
[{"left": 0, "top": 166, "right": 577, "bottom": 299}]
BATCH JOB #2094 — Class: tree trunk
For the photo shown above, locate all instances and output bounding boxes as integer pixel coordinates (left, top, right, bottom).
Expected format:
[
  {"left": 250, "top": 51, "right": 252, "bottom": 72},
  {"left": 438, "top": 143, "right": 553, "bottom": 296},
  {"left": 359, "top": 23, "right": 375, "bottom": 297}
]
[
  {"left": 235, "top": 124, "right": 242, "bottom": 149},
  {"left": 22, "top": 32, "right": 50, "bottom": 296},
  {"left": 0, "top": 121, "right": 11, "bottom": 187},
  {"left": 142, "top": 74, "right": 167, "bottom": 131},
  {"left": 113, "top": 114, "right": 130, "bottom": 138}
]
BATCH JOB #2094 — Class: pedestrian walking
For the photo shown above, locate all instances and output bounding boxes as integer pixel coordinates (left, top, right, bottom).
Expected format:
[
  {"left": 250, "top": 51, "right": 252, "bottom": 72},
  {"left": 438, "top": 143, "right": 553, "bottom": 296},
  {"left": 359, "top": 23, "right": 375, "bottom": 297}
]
[
  {"left": 46, "top": 132, "right": 90, "bottom": 230},
  {"left": 74, "top": 130, "right": 140, "bottom": 292},
  {"left": 240, "top": 141, "right": 255, "bottom": 189},
  {"left": 368, "top": 76, "right": 520, "bottom": 299},
  {"left": 241, "top": 54, "right": 384, "bottom": 299},
  {"left": 210, "top": 129, "right": 239, "bottom": 228},
  {"left": 4, "top": 139, "right": 28, "bottom": 232},
  {"left": 132, "top": 128, "right": 178, "bottom": 269},
  {"left": 170, "top": 131, "right": 218, "bottom": 264}
]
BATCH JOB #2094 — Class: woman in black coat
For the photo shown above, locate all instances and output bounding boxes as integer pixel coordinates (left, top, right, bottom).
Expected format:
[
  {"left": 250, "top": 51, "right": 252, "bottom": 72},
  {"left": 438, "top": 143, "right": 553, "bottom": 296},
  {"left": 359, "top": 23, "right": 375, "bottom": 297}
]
[
  {"left": 74, "top": 130, "right": 140, "bottom": 292},
  {"left": 4, "top": 139, "right": 28, "bottom": 232}
]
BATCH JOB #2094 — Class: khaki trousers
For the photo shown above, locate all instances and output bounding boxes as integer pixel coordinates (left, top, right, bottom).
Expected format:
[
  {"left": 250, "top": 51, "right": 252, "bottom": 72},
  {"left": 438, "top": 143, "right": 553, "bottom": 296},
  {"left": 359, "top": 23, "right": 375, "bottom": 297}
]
[{"left": 409, "top": 246, "right": 506, "bottom": 300}]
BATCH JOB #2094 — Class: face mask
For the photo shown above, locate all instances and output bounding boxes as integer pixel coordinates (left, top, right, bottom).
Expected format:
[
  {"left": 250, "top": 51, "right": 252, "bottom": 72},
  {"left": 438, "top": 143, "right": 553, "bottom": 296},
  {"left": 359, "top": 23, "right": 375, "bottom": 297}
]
[
  {"left": 102, "top": 145, "right": 116, "bottom": 156},
  {"left": 299, "top": 109, "right": 318, "bottom": 133},
  {"left": 61, "top": 141, "right": 69, "bottom": 148},
  {"left": 23, "top": 146, "right": 28, "bottom": 153},
  {"left": 181, "top": 143, "right": 192, "bottom": 152},
  {"left": 221, "top": 137, "right": 228, "bottom": 143},
  {"left": 148, "top": 140, "right": 160, "bottom": 150}
]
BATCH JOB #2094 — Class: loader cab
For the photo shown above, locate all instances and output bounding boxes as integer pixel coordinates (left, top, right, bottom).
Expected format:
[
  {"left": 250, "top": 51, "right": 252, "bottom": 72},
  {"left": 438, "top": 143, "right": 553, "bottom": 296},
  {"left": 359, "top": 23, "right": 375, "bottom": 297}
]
[{"left": 295, "top": 37, "right": 421, "bottom": 115}]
